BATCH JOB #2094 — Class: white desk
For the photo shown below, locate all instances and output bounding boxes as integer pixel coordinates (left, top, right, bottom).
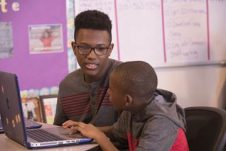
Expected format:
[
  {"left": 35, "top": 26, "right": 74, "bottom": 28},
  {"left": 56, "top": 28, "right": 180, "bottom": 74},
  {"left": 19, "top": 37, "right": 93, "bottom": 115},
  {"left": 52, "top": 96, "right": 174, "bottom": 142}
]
[{"left": 0, "top": 134, "right": 99, "bottom": 151}]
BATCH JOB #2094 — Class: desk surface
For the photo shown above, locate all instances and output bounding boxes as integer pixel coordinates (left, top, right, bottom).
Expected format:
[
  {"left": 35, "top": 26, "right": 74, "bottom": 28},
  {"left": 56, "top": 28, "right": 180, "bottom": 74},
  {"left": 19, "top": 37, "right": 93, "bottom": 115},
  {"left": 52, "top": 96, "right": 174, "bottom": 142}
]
[{"left": 0, "top": 134, "right": 99, "bottom": 151}]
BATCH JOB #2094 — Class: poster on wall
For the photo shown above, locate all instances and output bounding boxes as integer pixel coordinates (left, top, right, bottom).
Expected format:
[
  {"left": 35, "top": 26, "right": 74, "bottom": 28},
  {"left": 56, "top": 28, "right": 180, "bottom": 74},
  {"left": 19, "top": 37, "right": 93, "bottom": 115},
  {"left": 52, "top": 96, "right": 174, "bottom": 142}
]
[
  {"left": 0, "top": 22, "right": 13, "bottom": 59},
  {"left": 28, "top": 24, "right": 64, "bottom": 54}
]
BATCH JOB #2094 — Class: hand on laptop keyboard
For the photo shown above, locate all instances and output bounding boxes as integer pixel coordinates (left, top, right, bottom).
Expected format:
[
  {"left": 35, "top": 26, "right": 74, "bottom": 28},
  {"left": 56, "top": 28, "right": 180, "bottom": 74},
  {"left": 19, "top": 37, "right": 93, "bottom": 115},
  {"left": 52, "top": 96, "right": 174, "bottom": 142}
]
[{"left": 62, "top": 130, "right": 83, "bottom": 138}]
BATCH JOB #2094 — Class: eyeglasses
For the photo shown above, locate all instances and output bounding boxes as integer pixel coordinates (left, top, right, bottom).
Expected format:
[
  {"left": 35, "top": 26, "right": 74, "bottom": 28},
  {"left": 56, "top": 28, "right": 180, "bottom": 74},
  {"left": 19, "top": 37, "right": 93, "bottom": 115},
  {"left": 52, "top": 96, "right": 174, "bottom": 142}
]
[{"left": 74, "top": 43, "right": 111, "bottom": 56}]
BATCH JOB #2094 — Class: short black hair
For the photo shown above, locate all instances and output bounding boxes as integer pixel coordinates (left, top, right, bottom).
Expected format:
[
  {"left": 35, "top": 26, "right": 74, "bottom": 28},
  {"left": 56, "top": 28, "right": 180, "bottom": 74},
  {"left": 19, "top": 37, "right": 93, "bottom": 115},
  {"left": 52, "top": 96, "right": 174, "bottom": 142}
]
[
  {"left": 111, "top": 61, "right": 158, "bottom": 98},
  {"left": 74, "top": 10, "right": 112, "bottom": 42}
]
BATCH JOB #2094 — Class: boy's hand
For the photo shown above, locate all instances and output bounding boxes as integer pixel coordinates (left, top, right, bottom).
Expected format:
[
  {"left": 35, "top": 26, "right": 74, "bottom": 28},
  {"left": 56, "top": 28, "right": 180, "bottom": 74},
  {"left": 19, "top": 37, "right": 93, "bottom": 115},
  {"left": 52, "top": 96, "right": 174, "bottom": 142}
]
[
  {"left": 70, "top": 122, "right": 103, "bottom": 139},
  {"left": 62, "top": 120, "right": 77, "bottom": 128},
  {"left": 69, "top": 122, "right": 117, "bottom": 151}
]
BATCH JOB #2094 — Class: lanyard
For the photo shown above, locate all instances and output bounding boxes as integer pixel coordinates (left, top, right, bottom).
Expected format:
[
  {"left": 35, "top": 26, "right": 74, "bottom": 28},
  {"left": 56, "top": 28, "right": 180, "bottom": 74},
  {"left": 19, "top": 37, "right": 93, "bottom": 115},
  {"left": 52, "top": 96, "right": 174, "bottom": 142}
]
[
  {"left": 127, "top": 115, "right": 139, "bottom": 151},
  {"left": 89, "top": 84, "right": 109, "bottom": 124}
]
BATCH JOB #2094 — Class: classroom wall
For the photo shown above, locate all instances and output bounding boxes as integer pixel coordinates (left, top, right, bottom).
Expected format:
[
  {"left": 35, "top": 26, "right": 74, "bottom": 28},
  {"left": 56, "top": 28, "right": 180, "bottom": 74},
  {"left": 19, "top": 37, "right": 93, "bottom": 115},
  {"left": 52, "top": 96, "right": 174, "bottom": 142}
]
[
  {"left": 0, "top": 0, "right": 68, "bottom": 96},
  {"left": 73, "top": 0, "right": 226, "bottom": 108},
  {"left": 156, "top": 65, "right": 226, "bottom": 108},
  {"left": 1, "top": 0, "right": 225, "bottom": 109}
]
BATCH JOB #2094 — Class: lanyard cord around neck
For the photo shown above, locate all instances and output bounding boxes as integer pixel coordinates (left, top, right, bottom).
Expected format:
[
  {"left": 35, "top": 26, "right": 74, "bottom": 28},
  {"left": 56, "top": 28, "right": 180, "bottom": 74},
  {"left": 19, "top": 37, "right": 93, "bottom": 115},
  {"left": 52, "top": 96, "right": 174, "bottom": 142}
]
[
  {"left": 89, "top": 61, "right": 113, "bottom": 124},
  {"left": 89, "top": 83, "right": 109, "bottom": 124}
]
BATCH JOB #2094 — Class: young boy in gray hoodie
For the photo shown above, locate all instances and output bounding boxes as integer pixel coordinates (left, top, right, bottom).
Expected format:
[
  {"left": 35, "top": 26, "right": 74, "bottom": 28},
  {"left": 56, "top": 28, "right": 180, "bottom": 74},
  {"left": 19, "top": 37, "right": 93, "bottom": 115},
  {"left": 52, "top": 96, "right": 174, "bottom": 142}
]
[{"left": 65, "top": 61, "right": 189, "bottom": 151}]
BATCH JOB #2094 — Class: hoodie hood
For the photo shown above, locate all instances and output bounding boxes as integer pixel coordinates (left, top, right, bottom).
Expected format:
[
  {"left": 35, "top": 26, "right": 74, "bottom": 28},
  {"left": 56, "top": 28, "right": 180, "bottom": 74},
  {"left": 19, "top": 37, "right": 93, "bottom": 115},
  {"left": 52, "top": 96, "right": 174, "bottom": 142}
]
[{"left": 133, "top": 89, "right": 186, "bottom": 130}]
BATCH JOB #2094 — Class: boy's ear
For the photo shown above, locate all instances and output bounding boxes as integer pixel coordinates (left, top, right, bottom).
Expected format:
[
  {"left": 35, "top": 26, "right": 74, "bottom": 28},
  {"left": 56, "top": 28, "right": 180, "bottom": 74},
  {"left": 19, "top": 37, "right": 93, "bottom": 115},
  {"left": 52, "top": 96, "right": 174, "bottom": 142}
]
[
  {"left": 107, "top": 44, "right": 114, "bottom": 56},
  {"left": 71, "top": 41, "right": 75, "bottom": 49},
  {"left": 124, "top": 94, "right": 133, "bottom": 107},
  {"left": 71, "top": 41, "right": 77, "bottom": 56}
]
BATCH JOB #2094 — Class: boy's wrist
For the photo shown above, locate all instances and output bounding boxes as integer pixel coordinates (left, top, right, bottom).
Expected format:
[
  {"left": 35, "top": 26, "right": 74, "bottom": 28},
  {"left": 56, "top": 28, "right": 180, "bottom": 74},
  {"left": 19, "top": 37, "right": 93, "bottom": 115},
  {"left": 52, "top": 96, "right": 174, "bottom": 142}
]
[
  {"left": 94, "top": 132, "right": 108, "bottom": 143},
  {"left": 94, "top": 131, "right": 118, "bottom": 151}
]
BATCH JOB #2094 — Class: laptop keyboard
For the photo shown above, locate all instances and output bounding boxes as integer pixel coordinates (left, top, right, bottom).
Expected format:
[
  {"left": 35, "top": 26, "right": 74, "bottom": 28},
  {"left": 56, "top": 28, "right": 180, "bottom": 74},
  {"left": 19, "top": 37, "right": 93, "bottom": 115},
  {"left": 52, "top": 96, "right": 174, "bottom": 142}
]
[{"left": 27, "top": 129, "right": 64, "bottom": 142}]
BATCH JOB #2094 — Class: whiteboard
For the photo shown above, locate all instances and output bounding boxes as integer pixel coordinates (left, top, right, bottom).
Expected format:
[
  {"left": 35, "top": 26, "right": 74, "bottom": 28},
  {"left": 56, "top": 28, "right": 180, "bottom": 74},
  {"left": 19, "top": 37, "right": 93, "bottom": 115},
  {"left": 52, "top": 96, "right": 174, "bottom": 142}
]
[{"left": 74, "top": 0, "right": 226, "bottom": 67}]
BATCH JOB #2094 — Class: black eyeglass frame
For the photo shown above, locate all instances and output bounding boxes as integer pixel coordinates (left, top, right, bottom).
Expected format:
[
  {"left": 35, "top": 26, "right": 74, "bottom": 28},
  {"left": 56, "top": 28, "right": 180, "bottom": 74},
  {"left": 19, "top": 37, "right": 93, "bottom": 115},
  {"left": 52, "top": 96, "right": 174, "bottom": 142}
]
[{"left": 73, "top": 42, "right": 112, "bottom": 56}]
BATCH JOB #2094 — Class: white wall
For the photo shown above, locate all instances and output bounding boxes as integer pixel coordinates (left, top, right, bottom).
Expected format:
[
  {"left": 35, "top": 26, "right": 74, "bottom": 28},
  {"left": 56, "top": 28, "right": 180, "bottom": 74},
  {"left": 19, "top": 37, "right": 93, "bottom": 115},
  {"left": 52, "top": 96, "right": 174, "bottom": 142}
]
[
  {"left": 73, "top": 0, "right": 226, "bottom": 109},
  {"left": 156, "top": 65, "right": 226, "bottom": 108}
]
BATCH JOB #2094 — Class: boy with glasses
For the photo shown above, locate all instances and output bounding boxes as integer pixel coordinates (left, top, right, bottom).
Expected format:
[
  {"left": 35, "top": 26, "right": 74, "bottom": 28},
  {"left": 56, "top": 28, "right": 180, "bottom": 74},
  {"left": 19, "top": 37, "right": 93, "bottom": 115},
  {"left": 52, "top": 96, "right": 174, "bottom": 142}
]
[
  {"left": 69, "top": 61, "right": 189, "bottom": 151},
  {"left": 54, "top": 10, "right": 120, "bottom": 127}
]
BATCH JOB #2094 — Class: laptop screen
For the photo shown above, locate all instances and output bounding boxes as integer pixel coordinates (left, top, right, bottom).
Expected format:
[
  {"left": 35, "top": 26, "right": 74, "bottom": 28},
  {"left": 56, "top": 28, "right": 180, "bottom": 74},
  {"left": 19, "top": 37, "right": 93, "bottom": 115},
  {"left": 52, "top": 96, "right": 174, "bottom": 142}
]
[{"left": 0, "top": 71, "right": 28, "bottom": 146}]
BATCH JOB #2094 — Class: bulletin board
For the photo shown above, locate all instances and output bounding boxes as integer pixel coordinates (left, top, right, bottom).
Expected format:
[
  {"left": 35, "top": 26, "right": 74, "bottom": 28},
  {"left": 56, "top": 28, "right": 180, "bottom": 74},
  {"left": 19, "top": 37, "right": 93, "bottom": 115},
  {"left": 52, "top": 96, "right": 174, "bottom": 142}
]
[
  {"left": 0, "top": 0, "right": 68, "bottom": 91},
  {"left": 74, "top": 0, "right": 226, "bottom": 67}
]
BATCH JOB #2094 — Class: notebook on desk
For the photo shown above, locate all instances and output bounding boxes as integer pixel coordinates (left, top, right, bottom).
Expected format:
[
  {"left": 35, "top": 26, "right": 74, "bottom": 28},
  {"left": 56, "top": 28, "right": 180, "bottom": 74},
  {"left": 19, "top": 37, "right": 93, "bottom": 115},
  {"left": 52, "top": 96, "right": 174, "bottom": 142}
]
[
  {"left": 0, "top": 71, "right": 92, "bottom": 149},
  {"left": 0, "top": 115, "right": 42, "bottom": 134}
]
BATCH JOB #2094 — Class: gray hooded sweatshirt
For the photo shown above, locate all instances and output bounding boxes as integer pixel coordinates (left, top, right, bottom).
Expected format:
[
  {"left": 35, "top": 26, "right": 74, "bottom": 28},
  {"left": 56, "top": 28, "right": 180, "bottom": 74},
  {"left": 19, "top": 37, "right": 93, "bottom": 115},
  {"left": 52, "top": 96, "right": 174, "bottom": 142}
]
[{"left": 111, "top": 89, "right": 189, "bottom": 151}]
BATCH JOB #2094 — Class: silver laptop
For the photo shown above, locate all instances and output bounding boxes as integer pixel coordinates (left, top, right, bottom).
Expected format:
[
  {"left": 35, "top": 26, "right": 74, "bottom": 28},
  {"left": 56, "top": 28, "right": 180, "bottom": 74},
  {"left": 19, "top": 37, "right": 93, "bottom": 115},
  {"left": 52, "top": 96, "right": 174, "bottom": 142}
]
[{"left": 0, "top": 71, "right": 92, "bottom": 149}]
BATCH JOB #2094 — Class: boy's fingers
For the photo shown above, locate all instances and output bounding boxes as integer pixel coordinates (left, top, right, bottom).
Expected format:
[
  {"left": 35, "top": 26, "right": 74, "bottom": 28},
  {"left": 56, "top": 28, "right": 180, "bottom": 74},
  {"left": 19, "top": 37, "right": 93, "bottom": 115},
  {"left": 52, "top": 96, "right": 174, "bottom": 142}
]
[
  {"left": 62, "top": 120, "right": 70, "bottom": 126},
  {"left": 77, "top": 122, "right": 85, "bottom": 128},
  {"left": 62, "top": 120, "right": 78, "bottom": 128},
  {"left": 69, "top": 127, "right": 78, "bottom": 135}
]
